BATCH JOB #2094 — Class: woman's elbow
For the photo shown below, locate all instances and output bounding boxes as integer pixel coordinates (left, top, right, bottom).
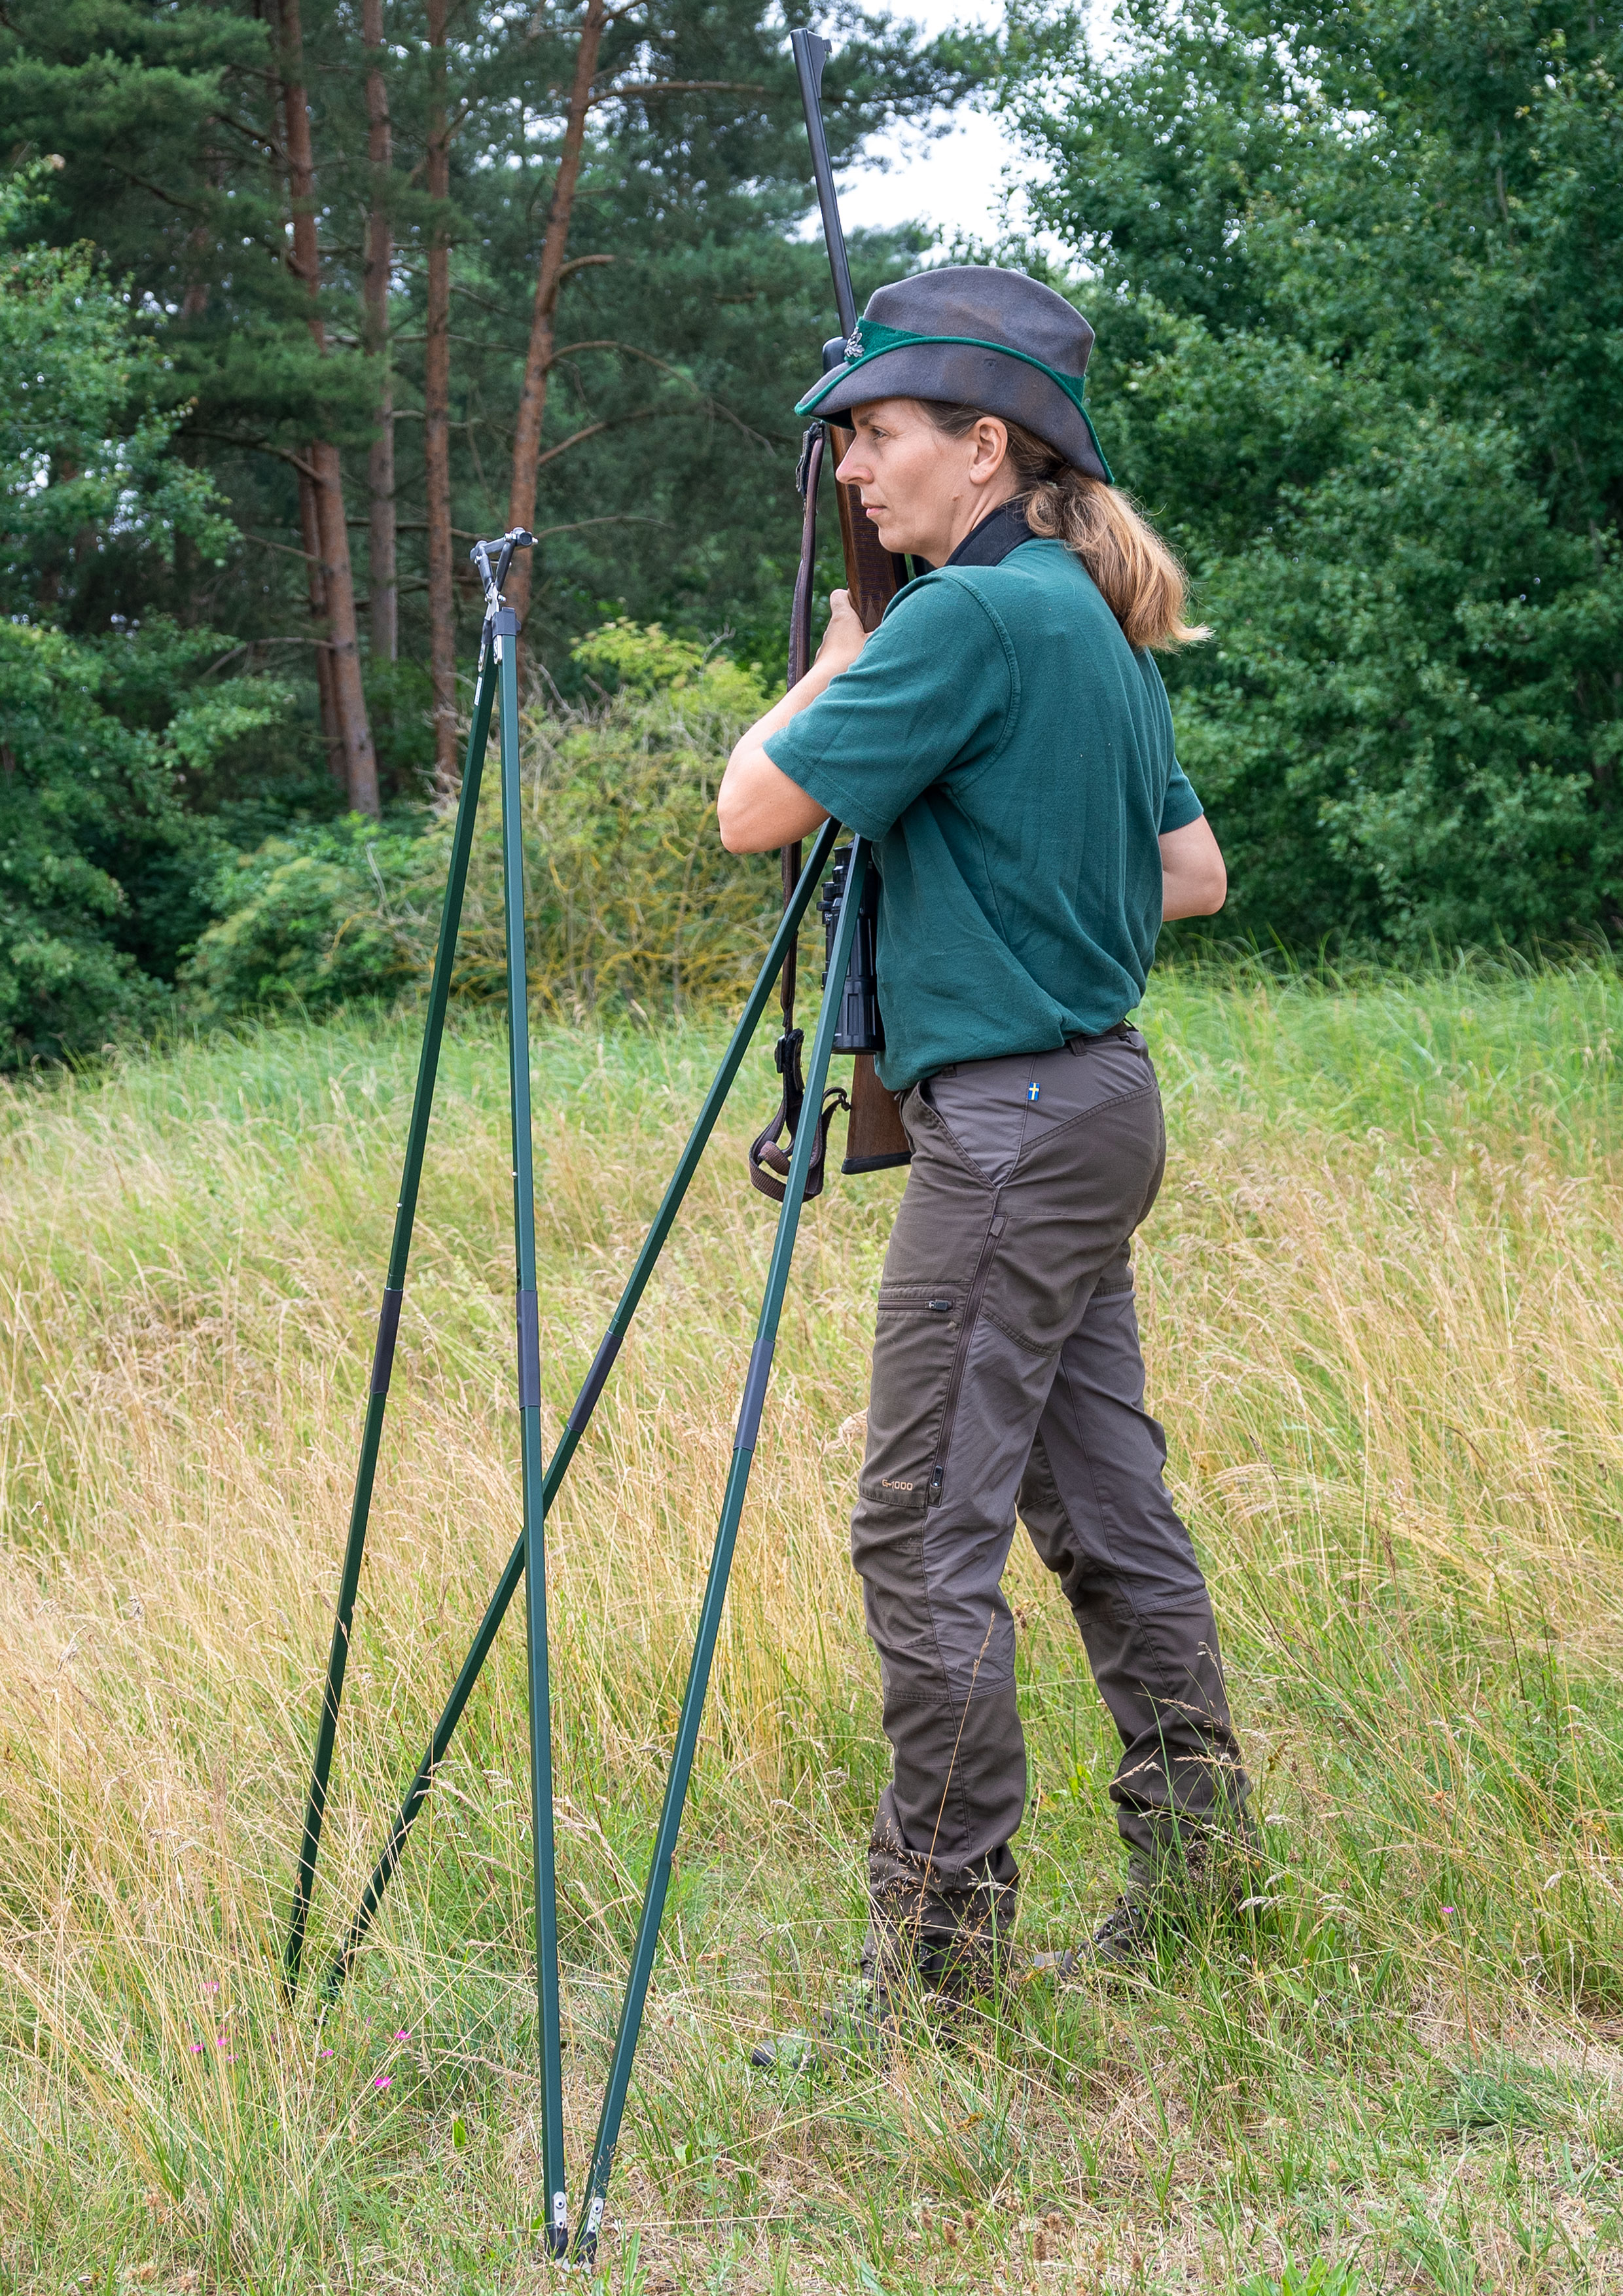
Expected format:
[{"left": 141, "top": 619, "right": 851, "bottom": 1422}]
[
  {"left": 1200, "top": 858, "right": 1228, "bottom": 914},
  {"left": 717, "top": 753, "right": 749, "bottom": 852}
]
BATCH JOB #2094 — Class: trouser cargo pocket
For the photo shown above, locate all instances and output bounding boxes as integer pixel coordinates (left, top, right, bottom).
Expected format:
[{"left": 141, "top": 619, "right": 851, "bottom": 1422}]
[{"left": 857, "top": 1285, "right": 965, "bottom": 1517}]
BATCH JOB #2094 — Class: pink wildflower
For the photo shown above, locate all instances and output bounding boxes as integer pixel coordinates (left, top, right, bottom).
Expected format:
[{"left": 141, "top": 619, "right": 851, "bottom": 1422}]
[{"left": 374, "top": 2075, "right": 391, "bottom": 2090}]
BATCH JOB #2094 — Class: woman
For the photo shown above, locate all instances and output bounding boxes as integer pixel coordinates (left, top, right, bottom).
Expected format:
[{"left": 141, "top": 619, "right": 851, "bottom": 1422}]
[{"left": 718, "top": 267, "right": 1251, "bottom": 2005}]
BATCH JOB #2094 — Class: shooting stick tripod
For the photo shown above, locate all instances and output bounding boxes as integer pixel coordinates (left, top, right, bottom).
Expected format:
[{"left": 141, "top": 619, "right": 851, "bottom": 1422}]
[{"left": 281, "top": 529, "right": 868, "bottom": 2263}]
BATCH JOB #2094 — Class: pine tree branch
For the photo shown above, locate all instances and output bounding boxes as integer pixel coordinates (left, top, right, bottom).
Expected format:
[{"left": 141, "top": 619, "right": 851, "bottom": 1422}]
[
  {"left": 206, "top": 110, "right": 289, "bottom": 166},
  {"left": 103, "top": 162, "right": 209, "bottom": 221},
  {"left": 533, "top": 409, "right": 657, "bottom": 470},
  {"left": 589, "top": 79, "right": 765, "bottom": 106},
  {"left": 548, "top": 340, "right": 773, "bottom": 446}
]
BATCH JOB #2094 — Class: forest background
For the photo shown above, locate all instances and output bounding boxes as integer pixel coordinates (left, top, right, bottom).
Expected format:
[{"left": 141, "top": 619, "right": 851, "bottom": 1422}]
[{"left": 3, "top": 0, "right": 1622, "bottom": 1067}]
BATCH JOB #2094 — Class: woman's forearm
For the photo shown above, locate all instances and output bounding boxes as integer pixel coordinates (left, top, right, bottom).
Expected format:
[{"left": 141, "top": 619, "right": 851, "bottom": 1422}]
[
  {"left": 716, "top": 660, "right": 836, "bottom": 850},
  {"left": 740, "top": 651, "right": 843, "bottom": 751},
  {"left": 718, "top": 592, "right": 868, "bottom": 852}
]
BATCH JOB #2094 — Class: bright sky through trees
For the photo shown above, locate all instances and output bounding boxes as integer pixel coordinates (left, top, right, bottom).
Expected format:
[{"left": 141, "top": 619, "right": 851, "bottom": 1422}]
[{"left": 834, "top": 0, "right": 1022, "bottom": 244}]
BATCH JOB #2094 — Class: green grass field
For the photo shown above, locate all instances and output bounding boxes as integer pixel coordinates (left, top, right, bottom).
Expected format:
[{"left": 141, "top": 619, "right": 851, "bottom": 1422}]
[{"left": 3, "top": 956, "right": 1623, "bottom": 2293}]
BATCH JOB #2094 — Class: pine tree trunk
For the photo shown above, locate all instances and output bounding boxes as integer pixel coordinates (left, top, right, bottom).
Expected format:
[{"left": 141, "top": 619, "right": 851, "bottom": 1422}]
[
  {"left": 298, "top": 466, "right": 346, "bottom": 789},
  {"left": 425, "top": 0, "right": 457, "bottom": 792},
  {"left": 278, "top": 0, "right": 381, "bottom": 817},
  {"left": 363, "top": 0, "right": 397, "bottom": 664},
  {"left": 503, "top": 0, "right": 609, "bottom": 631}
]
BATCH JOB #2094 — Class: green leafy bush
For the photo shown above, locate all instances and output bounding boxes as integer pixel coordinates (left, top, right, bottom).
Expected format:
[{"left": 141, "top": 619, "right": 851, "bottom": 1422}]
[
  {"left": 0, "top": 622, "right": 170, "bottom": 1057},
  {"left": 182, "top": 816, "right": 436, "bottom": 1019},
  {"left": 0, "top": 618, "right": 291, "bottom": 1064},
  {"left": 1173, "top": 416, "right": 1623, "bottom": 949},
  {"left": 0, "top": 168, "right": 229, "bottom": 615},
  {"left": 0, "top": 166, "right": 290, "bottom": 1065},
  {"left": 1011, "top": 0, "right": 1623, "bottom": 952},
  {"left": 186, "top": 624, "right": 781, "bottom": 1021}
]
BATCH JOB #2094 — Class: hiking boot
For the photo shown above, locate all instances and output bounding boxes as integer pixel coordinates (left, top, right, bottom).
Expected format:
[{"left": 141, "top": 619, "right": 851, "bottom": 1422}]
[
  {"left": 1027, "top": 1830, "right": 1260, "bottom": 1983},
  {"left": 1026, "top": 1859, "right": 1158, "bottom": 1981},
  {"left": 865, "top": 1888, "right": 1015, "bottom": 2008},
  {"left": 747, "top": 1911, "right": 999, "bottom": 2072},
  {"left": 749, "top": 1860, "right": 1022, "bottom": 2071}
]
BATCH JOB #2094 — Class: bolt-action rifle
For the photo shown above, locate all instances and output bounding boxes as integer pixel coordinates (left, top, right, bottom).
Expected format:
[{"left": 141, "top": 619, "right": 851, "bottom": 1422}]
[{"left": 747, "top": 29, "right": 914, "bottom": 1201}]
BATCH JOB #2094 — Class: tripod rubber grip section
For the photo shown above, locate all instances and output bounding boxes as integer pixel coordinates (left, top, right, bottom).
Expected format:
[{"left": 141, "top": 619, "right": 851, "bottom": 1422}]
[
  {"left": 516, "top": 1289, "right": 542, "bottom": 1410},
  {"left": 564, "top": 1328, "right": 623, "bottom": 1437},
  {"left": 733, "top": 1334, "right": 776, "bottom": 1452},
  {"left": 370, "top": 1287, "right": 405, "bottom": 1397}
]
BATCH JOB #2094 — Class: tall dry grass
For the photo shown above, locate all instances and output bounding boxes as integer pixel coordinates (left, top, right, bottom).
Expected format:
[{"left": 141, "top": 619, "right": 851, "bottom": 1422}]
[{"left": 3, "top": 960, "right": 1623, "bottom": 2291}]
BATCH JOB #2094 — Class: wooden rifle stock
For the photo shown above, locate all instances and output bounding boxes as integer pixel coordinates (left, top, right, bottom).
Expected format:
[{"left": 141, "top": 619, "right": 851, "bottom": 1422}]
[
  {"left": 828, "top": 423, "right": 909, "bottom": 632},
  {"left": 842, "top": 1053, "right": 907, "bottom": 1170}
]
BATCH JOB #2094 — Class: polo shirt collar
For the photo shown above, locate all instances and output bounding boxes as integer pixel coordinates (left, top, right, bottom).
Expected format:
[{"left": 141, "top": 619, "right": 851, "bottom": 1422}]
[{"left": 944, "top": 497, "right": 1035, "bottom": 569}]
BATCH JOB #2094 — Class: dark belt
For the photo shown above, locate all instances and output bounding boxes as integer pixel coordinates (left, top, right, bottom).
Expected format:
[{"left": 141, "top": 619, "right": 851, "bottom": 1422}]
[{"left": 926, "top": 1022, "right": 1137, "bottom": 1086}]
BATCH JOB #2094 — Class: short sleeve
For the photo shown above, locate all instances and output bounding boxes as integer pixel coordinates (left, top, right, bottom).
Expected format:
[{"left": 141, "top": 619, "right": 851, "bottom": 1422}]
[
  {"left": 762, "top": 575, "right": 1015, "bottom": 841},
  {"left": 1159, "top": 759, "right": 1204, "bottom": 833}
]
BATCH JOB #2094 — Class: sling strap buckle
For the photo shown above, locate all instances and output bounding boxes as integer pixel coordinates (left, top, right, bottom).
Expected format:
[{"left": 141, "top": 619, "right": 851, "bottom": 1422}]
[{"left": 747, "top": 1029, "right": 849, "bottom": 1203}]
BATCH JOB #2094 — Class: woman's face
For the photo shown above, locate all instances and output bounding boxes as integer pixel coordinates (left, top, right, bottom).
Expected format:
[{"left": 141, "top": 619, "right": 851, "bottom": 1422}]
[{"left": 833, "top": 399, "right": 1016, "bottom": 565}]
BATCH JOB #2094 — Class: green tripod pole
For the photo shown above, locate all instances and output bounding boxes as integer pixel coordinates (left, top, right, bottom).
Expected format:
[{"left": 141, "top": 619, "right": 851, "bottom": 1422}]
[
  {"left": 319, "top": 816, "right": 841, "bottom": 1998},
  {"left": 575, "top": 838, "right": 874, "bottom": 2265},
  {"left": 283, "top": 608, "right": 501, "bottom": 2004},
  {"left": 489, "top": 600, "right": 568, "bottom": 2257}
]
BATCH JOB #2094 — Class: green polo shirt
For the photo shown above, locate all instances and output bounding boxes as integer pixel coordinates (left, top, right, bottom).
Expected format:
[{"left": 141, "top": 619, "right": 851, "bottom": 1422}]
[{"left": 763, "top": 537, "right": 1202, "bottom": 1092}]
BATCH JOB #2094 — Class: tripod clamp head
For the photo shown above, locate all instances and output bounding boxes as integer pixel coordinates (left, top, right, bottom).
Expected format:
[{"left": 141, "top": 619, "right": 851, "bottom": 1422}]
[{"left": 470, "top": 529, "right": 536, "bottom": 624}]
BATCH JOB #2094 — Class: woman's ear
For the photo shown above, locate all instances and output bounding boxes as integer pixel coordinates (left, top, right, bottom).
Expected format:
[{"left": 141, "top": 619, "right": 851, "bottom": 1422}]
[{"left": 970, "top": 417, "right": 1010, "bottom": 486}]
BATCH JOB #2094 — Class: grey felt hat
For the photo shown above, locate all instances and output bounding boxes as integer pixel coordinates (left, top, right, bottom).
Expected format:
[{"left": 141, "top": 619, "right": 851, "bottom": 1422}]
[{"left": 794, "top": 264, "right": 1112, "bottom": 484}]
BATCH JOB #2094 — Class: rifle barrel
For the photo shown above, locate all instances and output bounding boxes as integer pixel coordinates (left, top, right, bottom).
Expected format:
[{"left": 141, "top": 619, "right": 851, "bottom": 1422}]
[{"left": 791, "top": 30, "right": 858, "bottom": 340}]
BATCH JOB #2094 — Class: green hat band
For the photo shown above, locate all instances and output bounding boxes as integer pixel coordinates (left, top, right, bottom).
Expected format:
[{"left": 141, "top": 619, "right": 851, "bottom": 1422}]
[{"left": 795, "top": 315, "right": 1112, "bottom": 481}]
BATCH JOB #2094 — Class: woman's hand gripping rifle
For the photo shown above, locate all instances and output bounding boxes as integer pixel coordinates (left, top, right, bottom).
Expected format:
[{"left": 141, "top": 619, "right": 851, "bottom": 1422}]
[{"left": 746, "top": 31, "right": 914, "bottom": 1202}]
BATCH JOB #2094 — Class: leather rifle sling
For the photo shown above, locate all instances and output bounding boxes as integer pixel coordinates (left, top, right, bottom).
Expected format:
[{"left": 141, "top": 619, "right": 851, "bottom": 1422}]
[
  {"left": 827, "top": 425, "right": 913, "bottom": 1175},
  {"left": 748, "top": 423, "right": 847, "bottom": 1203},
  {"left": 747, "top": 423, "right": 915, "bottom": 1196}
]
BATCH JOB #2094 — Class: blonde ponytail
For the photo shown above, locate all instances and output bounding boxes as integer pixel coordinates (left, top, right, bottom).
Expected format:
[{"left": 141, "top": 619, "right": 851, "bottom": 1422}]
[{"left": 924, "top": 404, "right": 1208, "bottom": 652}]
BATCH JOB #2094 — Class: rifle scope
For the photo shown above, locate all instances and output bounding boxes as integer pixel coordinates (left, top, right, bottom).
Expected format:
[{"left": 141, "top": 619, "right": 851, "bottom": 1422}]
[{"left": 818, "top": 847, "right": 884, "bottom": 1054}]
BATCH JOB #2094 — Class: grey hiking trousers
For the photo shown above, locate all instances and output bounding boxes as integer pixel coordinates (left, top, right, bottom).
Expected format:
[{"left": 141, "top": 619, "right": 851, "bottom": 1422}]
[{"left": 851, "top": 1029, "right": 1249, "bottom": 1955}]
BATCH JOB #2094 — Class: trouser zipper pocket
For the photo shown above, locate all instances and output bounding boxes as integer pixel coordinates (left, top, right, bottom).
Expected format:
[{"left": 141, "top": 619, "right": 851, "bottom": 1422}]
[{"left": 927, "top": 1211, "right": 1005, "bottom": 1505}]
